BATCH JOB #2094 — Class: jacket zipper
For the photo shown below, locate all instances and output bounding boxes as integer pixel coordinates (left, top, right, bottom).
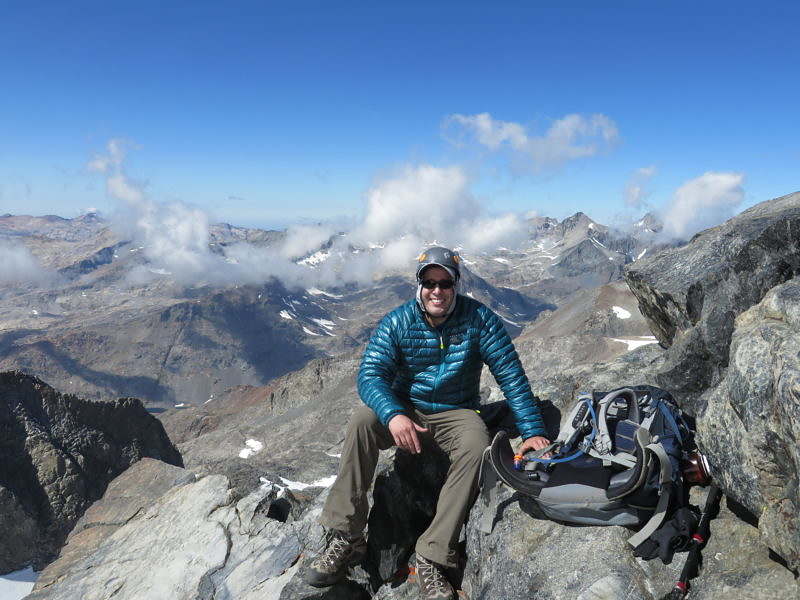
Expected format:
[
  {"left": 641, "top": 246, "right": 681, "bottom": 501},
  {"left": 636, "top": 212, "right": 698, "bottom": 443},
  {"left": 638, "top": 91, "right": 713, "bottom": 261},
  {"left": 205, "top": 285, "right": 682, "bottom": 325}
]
[{"left": 430, "top": 329, "right": 447, "bottom": 405}]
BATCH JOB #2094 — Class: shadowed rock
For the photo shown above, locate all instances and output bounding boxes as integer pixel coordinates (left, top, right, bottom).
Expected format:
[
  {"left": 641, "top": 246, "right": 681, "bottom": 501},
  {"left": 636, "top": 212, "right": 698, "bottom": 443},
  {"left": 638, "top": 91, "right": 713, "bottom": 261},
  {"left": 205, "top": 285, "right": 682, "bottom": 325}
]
[{"left": 0, "top": 371, "right": 182, "bottom": 572}]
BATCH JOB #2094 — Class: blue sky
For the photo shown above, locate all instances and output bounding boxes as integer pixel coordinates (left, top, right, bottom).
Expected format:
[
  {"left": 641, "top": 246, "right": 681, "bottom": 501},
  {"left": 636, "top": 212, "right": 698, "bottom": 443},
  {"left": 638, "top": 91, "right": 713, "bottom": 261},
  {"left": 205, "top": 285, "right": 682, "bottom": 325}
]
[{"left": 1, "top": 0, "right": 798, "bottom": 230}]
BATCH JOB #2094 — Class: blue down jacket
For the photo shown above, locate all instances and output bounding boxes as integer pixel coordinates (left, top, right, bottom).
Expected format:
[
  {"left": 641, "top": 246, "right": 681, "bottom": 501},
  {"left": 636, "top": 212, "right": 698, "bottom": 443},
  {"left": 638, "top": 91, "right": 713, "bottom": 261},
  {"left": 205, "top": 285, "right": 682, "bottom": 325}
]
[{"left": 357, "top": 295, "right": 545, "bottom": 440}]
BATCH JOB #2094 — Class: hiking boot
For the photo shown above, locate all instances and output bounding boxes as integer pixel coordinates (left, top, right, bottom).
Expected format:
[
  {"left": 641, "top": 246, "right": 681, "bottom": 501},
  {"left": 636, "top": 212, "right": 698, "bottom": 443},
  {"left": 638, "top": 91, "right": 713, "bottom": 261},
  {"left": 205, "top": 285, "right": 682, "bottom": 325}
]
[
  {"left": 302, "top": 530, "right": 366, "bottom": 588},
  {"left": 415, "top": 555, "right": 455, "bottom": 600}
]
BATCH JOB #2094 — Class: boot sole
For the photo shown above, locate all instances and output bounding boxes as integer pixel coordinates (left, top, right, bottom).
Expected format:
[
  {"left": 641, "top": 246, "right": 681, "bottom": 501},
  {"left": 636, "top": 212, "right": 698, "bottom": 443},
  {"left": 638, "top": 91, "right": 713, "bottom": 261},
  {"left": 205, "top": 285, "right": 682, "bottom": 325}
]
[{"left": 302, "top": 549, "right": 367, "bottom": 588}]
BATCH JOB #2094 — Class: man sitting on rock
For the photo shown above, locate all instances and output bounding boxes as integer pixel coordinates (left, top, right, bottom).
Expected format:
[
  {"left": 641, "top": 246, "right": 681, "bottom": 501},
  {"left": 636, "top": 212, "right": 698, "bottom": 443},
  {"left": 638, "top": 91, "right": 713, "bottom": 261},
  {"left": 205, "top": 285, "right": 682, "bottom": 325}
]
[{"left": 302, "top": 246, "right": 550, "bottom": 599}]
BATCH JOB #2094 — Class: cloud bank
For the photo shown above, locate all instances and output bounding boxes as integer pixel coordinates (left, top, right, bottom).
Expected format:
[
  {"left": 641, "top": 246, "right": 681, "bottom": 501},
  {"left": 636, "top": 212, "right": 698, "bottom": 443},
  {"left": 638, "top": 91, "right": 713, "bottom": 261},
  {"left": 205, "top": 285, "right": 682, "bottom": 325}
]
[
  {"left": 89, "top": 141, "right": 529, "bottom": 290},
  {"left": 0, "top": 241, "right": 54, "bottom": 285},
  {"left": 661, "top": 172, "right": 745, "bottom": 240},
  {"left": 443, "top": 112, "right": 619, "bottom": 172}
]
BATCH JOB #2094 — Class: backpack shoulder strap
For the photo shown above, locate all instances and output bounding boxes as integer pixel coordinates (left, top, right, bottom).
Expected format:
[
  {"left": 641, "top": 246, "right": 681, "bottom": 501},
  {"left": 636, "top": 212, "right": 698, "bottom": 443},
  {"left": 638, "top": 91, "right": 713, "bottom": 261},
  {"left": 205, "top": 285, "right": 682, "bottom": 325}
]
[
  {"left": 594, "top": 388, "right": 638, "bottom": 454},
  {"left": 628, "top": 441, "right": 675, "bottom": 548}
]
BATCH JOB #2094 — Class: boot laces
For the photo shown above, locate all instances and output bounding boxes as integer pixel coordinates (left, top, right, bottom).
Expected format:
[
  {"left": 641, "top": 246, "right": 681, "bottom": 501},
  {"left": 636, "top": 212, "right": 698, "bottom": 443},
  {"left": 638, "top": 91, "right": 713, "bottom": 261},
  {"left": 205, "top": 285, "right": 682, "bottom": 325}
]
[
  {"left": 418, "top": 556, "right": 449, "bottom": 594},
  {"left": 319, "top": 532, "right": 352, "bottom": 569}
]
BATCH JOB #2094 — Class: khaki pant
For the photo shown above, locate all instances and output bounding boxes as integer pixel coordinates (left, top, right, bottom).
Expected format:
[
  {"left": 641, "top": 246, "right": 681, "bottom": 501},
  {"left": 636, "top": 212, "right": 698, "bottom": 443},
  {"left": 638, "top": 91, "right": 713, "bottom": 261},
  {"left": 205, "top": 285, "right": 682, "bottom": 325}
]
[{"left": 319, "top": 404, "right": 489, "bottom": 567}]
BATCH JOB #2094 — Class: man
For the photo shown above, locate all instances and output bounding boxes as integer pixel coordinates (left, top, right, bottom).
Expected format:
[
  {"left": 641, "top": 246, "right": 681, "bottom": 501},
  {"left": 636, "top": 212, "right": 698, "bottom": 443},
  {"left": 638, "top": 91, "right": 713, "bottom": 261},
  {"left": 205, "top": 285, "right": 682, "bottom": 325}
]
[{"left": 303, "top": 246, "right": 550, "bottom": 599}]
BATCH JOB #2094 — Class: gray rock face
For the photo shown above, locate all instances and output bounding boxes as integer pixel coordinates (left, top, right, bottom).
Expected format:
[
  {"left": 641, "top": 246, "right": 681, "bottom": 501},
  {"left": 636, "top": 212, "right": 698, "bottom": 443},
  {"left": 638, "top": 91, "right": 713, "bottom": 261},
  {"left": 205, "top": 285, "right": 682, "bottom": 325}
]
[
  {"left": 0, "top": 371, "right": 182, "bottom": 572},
  {"left": 28, "top": 458, "right": 366, "bottom": 600},
  {"left": 694, "top": 278, "right": 800, "bottom": 570},
  {"left": 26, "top": 378, "right": 799, "bottom": 600},
  {"left": 160, "top": 355, "right": 362, "bottom": 499},
  {"left": 463, "top": 485, "right": 798, "bottom": 599},
  {"left": 624, "top": 192, "right": 800, "bottom": 571},
  {"left": 625, "top": 192, "right": 800, "bottom": 399}
]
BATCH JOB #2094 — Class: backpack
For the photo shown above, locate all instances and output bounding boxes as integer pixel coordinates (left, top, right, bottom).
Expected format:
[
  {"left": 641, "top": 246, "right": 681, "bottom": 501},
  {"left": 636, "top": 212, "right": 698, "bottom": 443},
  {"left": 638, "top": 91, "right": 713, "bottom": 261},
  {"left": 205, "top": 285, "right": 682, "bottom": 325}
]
[{"left": 480, "top": 385, "right": 710, "bottom": 559}]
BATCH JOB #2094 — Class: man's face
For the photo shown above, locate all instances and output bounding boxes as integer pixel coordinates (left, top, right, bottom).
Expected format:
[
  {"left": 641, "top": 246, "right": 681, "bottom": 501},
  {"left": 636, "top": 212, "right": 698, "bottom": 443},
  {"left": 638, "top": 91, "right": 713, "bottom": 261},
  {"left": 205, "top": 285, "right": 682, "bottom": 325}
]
[{"left": 420, "top": 265, "right": 455, "bottom": 320}]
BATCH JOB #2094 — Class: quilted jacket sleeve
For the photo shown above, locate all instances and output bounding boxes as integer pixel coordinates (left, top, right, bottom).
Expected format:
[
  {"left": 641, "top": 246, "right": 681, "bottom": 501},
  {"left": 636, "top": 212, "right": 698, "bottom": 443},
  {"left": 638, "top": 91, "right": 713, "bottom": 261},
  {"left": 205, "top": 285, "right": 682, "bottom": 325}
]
[
  {"left": 478, "top": 307, "right": 545, "bottom": 440},
  {"left": 357, "top": 313, "right": 406, "bottom": 426}
]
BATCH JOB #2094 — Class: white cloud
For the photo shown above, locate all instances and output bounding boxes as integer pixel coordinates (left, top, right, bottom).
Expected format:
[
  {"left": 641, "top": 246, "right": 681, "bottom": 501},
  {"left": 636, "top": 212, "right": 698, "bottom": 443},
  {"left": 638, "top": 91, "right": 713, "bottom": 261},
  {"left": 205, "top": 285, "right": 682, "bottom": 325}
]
[
  {"left": 661, "top": 172, "right": 745, "bottom": 240},
  {"left": 280, "top": 224, "right": 335, "bottom": 260},
  {"left": 444, "top": 112, "right": 619, "bottom": 172},
  {"left": 88, "top": 139, "right": 146, "bottom": 204},
  {"left": 354, "top": 164, "right": 526, "bottom": 253},
  {"left": 637, "top": 166, "right": 657, "bottom": 177},
  {"left": 0, "top": 241, "right": 54, "bottom": 285},
  {"left": 88, "top": 140, "right": 531, "bottom": 290},
  {"left": 90, "top": 140, "right": 225, "bottom": 284},
  {"left": 447, "top": 113, "right": 528, "bottom": 150},
  {"left": 624, "top": 165, "right": 657, "bottom": 209},
  {"left": 465, "top": 214, "right": 528, "bottom": 251},
  {"left": 357, "top": 165, "right": 479, "bottom": 243}
]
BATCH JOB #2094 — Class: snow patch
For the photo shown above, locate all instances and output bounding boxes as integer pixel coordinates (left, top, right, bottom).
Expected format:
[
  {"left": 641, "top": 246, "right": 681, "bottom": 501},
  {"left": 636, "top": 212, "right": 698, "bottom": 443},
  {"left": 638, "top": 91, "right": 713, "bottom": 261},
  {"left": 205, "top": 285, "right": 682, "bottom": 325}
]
[
  {"left": 636, "top": 248, "right": 648, "bottom": 260},
  {"left": 302, "top": 326, "right": 321, "bottom": 336},
  {"left": 148, "top": 268, "right": 172, "bottom": 275},
  {"left": 609, "top": 336, "right": 659, "bottom": 351},
  {"left": 311, "top": 318, "right": 335, "bottom": 328},
  {"left": 0, "top": 567, "right": 37, "bottom": 600},
  {"left": 311, "top": 318, "right": 336, "bottom": 336},
  {"left": 612, "top": 306, "right": 632, "bottom": 319},
  {"left": 238, "top": 439, "right": 264, "bottom": 459},
  {"left": 307, "top": 287, "right": 344, "bottom": 299},
  {"left": 280, "top": 475, "right": 338, "bottom": 490},
  {"left": 492, "top": 257, "right": 510, "bottom": 264},
  {"left": 299, "top": 250, "right": 330, "bottom": 266},
  {"left": 279, "top": 310, "right": 294, "bottom": 320}
]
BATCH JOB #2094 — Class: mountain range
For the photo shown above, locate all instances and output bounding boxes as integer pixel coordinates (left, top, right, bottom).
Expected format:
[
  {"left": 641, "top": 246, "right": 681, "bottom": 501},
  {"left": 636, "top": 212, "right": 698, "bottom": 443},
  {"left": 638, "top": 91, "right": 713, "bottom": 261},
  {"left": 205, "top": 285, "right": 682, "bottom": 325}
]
[{"left": 0, "top": 209, "right": 665, "bottom": 409}]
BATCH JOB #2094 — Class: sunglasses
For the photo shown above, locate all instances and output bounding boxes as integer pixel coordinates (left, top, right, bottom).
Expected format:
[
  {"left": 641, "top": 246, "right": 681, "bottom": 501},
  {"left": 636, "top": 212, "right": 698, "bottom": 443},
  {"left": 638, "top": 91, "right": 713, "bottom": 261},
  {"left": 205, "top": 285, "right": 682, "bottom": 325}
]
[{"left": 421, "top": 279, "right": 455, "bottom": 290}]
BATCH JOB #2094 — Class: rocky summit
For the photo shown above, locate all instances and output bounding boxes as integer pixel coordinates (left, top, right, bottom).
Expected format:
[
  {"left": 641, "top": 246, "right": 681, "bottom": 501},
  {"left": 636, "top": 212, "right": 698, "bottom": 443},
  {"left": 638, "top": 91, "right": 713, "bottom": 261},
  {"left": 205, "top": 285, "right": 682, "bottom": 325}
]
[{"left": 3, "top": 194, "right": 800, "bottom": 598}]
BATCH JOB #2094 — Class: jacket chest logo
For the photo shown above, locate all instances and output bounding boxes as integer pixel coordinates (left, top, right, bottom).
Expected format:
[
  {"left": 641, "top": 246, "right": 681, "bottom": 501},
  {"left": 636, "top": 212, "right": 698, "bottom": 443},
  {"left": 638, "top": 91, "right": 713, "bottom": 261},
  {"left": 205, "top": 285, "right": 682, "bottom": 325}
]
[{"left": 447, "top": 333, "right": 464, "bottom": 346}]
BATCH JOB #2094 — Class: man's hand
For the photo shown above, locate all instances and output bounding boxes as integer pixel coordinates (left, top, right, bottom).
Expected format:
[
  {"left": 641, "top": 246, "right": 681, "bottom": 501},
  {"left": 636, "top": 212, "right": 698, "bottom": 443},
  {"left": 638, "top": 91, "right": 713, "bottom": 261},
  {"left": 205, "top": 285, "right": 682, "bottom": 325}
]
[
  {"left": 388, "top": 414, "right": 429, "bottom": 454},
  {"left": 517, "top": 435, "right": 552, "bottom": 458}
]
